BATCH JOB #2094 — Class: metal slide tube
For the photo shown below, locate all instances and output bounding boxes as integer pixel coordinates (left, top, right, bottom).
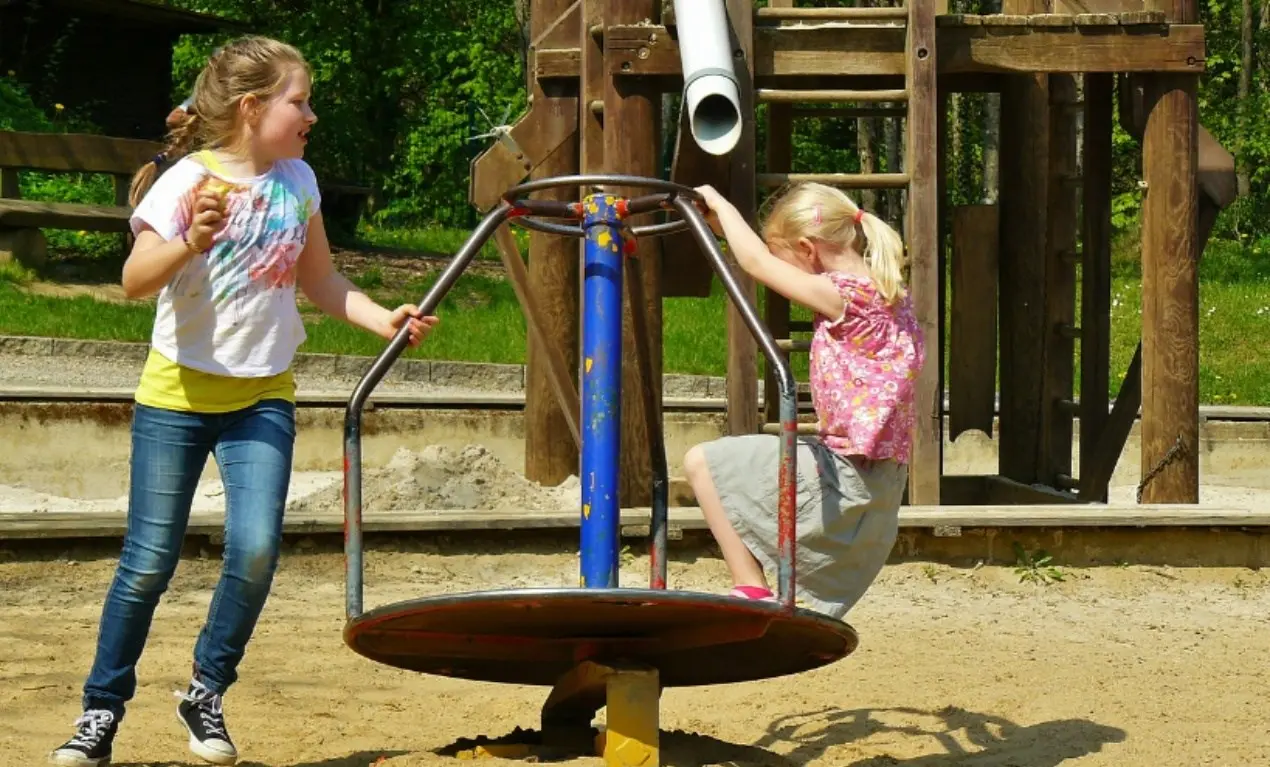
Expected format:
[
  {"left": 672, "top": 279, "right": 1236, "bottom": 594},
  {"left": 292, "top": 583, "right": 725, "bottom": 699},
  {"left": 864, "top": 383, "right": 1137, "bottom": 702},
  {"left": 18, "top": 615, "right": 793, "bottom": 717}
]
[
  {"left": 344, "top": 202, "right": 513, "bottom": 619},
  {"left": 579, "top": 194, "right": 625, "bottom": 588},
  {"left": 671, "top": 197, "right": 800, "bottom": 609},
  {"left": 672, "top": 0, "right": 743, "bottom": 156}
]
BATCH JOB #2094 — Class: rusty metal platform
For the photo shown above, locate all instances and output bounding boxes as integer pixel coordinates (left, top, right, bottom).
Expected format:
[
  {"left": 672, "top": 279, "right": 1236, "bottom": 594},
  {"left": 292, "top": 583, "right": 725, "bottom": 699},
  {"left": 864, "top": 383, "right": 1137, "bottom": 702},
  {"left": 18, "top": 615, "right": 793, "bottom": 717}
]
[{"left": 343, "top": 588, "right": 858, "bottom": 687}]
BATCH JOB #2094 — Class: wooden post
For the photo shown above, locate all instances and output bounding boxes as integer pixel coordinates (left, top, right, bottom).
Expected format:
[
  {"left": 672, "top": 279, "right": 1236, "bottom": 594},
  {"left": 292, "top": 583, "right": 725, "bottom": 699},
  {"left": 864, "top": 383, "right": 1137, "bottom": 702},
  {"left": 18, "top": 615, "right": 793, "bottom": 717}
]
[
  {"left": 1040, "top": 73, "right": 1079, "bottom": 487},
  {"left": 949, "top": 204, "right": 999, "bottom": 442},
  {"left": 763, "top": 105, "right": 793, "bottom": 427},
  {"left": 905, "top": 0, "right": 940, "bottom": 504},
  {"left": 604, "top": 0, "right": 662, "bottom": 507},
  {"left": 996, "top": 0, "right": 1050, "bottom": 484},
  {"left": 525, "top": 0, "right": 582, "bottom": 487},
  {"left": 1139, "top": 0, "right": 1200, "bottom": 504},
  {"left": 580, "top": 0, "right": 604, "bottom": 400},
  {"left": 1078, "top": 73, "right": 1114, "bottom": 502},
  {"left": 725, "top": 0, "right": 759, "bottom": 437}
]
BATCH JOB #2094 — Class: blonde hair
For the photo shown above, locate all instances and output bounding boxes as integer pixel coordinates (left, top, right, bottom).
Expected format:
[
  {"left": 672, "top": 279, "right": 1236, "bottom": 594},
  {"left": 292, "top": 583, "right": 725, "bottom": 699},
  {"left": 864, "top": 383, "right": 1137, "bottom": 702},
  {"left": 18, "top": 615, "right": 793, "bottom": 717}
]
[
  {"left": 761, "top": 182, "right": 908, "bottom": 303},
  {"left": 130, "top": 36, "right": 310, "bottom": 206}
]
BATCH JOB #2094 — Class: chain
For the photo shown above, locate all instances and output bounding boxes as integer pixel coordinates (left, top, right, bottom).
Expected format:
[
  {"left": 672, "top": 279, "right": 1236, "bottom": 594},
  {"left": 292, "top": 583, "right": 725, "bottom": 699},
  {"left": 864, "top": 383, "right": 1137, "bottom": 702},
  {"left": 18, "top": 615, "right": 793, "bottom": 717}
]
[{"left": 1136, "top": 435, "right": 1186, "bottom": 504}]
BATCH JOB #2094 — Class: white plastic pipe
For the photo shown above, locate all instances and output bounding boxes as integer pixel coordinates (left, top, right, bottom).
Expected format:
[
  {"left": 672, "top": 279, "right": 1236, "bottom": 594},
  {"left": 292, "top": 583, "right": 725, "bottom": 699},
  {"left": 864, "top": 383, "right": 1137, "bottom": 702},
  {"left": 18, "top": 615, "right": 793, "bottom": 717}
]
[{"left": 672, "top": 0, "right": 743, "bottom": 156}]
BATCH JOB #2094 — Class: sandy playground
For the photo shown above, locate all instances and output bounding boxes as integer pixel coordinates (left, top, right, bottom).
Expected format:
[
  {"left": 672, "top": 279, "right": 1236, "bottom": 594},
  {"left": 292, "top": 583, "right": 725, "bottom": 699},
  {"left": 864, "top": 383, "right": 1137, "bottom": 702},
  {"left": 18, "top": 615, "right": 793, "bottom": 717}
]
[{"left": 3, "top": 531, "right": 1270, "bottom": 767}]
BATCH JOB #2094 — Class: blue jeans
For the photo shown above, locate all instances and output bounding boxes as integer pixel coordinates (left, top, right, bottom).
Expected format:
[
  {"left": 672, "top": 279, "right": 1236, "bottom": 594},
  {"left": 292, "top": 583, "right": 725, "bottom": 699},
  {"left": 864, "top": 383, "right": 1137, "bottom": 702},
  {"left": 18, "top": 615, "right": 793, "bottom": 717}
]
[{"left": 81, "top": 399, "right": 295, "bottom": 718}]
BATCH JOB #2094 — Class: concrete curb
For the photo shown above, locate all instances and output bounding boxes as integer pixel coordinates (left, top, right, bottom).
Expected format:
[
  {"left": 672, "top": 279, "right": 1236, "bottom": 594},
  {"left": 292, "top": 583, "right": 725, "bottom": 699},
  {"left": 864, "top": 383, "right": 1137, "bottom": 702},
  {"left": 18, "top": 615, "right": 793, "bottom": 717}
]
[{"left": 0, "top": 334, "right": 729, "bottom": 398}]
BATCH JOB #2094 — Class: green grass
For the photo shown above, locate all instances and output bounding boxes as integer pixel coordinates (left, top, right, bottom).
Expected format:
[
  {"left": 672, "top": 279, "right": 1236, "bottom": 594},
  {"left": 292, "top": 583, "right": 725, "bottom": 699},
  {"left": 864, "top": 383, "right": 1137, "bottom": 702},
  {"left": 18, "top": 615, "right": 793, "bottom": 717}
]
[
  {"left": 354, "top": 221, "right": 528, "bottom": 262},
  {"left": 3, "top": 225, "right": 1270, "bottom": 405}
]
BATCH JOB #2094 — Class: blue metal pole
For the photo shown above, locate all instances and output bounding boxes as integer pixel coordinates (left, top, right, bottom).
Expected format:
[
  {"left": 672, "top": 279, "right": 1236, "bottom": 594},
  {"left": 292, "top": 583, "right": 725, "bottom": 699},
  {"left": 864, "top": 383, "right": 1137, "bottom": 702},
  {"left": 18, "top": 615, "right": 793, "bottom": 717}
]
[{"left": 580, "top": 194, "right": 624, "bottom": 588}]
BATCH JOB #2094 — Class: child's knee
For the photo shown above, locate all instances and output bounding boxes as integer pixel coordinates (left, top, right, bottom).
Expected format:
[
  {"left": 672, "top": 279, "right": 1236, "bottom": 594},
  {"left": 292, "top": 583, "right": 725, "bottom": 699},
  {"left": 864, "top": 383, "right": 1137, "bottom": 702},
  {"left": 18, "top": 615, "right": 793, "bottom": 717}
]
[{"left": 683, "top": 444, "right": 709, "bottom": 482}]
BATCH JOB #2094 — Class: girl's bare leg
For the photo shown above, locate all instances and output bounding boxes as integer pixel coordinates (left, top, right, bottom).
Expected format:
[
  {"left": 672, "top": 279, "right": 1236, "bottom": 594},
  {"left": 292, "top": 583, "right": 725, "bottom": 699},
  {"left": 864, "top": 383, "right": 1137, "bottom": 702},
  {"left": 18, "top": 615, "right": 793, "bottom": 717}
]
[{"left": 683, "top": 444, "right": 769, "bottom": 588}]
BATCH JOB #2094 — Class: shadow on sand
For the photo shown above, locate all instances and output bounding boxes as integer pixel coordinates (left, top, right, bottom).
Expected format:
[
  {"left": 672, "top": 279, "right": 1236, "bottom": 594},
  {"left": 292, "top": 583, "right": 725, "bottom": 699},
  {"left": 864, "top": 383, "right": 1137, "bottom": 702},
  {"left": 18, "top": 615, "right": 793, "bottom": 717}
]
[{"left": 423, "top": 705, "right": 1125, "bottom": 766}]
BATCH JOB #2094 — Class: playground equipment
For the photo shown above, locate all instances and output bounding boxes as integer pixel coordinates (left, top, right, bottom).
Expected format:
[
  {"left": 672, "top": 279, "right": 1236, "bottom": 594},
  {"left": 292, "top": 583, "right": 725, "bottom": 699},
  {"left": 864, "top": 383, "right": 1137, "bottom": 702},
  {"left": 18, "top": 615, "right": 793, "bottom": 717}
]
[
  {"left": 469, "top": 0, "right": 1237, "bottom": 513},
  {"left": 671, "top": 0, "right": 743, "bottom": 156},
  {"left": 342, "top": 175, "right": 857, "bottom": 766}
]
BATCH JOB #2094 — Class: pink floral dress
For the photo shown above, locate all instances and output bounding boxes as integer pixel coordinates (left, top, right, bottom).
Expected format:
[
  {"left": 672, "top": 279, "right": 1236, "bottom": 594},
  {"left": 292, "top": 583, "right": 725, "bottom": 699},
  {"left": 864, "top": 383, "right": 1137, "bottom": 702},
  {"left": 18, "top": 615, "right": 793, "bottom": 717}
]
[{"left": 809, "top": 272, "right": 926, "bottom": 464}]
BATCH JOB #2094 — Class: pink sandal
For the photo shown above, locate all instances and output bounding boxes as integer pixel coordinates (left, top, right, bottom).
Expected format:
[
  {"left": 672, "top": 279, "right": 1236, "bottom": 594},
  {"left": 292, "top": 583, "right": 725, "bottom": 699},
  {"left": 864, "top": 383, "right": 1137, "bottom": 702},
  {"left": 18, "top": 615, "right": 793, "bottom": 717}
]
[{"left": 729, "top": 585, "right": 777, "bottom": 602}]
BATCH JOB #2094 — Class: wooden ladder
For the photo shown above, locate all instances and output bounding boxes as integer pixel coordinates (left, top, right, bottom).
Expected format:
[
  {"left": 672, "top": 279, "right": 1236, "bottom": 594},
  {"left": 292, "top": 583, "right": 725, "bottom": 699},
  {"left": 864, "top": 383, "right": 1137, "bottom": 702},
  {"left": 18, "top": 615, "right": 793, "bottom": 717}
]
[{"left": 755, "top": 0, "right": 941, "bottom": 505}]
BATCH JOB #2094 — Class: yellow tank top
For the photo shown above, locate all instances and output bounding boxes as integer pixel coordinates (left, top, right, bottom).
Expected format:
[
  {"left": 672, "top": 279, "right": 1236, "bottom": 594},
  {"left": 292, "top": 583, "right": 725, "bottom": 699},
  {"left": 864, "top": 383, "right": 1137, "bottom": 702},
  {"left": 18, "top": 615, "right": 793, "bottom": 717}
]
[
  {"left": 133, "top": 150, "right": 296, "bottom": 414},
  {"left": 135, "top": 348, "right": 296, "bottom": 413}
]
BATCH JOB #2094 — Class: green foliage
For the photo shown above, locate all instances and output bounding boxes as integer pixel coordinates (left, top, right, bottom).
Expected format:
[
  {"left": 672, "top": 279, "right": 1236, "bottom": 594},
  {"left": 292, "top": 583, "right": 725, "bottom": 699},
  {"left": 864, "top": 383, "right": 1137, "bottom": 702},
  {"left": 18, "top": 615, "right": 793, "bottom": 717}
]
[
  {"left": 169, "top": 0, "right": 527, "bottom": 229},
  {"left": 1013, "top": 543, "right": 1067, "bottom": 586}
]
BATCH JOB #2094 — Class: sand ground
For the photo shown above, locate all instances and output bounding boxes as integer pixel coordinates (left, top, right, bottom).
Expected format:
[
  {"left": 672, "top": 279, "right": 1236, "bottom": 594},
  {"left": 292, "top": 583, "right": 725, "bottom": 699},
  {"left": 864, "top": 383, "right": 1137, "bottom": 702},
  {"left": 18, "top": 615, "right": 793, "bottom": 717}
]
[{"left": 3, "top": 536, "right": 1269, "bottom": 767}]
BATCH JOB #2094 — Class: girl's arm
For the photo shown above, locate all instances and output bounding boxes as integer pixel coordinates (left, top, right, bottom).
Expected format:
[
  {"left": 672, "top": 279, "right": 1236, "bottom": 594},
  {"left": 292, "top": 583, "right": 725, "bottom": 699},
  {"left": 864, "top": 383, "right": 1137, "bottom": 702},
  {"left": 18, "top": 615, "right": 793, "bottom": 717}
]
[
  {"left": 122, "top": 188, "right": 224, "bottom": 299},
  {"left": 296, "top": 212, "right": 437, "bottom": 346},
  {"left": 695, "top": 186, "right": 844, "bottom": 319}
]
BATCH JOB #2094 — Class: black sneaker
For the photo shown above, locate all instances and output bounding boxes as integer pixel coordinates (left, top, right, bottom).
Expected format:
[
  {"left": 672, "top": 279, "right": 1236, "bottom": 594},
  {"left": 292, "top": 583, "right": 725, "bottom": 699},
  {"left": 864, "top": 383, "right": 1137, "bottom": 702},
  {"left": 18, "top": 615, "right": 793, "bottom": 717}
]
[
  {"left": 175, "top": 678, "right": 238, "bottom": 765},
  {"left": 48, "top": 709, "right": 117, "bottom": 767}
]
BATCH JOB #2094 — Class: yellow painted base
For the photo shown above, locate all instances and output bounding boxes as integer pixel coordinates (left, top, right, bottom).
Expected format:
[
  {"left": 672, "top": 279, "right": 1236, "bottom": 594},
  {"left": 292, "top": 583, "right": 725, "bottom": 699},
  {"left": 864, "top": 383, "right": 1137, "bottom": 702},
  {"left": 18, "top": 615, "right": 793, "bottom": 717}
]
[{"left": 597, "top": 666, "right": 660, "bottom": 767}]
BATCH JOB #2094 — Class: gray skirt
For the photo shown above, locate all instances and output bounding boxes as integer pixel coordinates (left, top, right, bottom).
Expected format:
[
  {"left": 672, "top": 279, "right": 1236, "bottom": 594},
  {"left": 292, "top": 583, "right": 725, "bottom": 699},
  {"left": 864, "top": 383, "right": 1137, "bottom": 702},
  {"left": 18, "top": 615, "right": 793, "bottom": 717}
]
[{"left": 700, "top": 434, "right": 907, "bottom": 619}]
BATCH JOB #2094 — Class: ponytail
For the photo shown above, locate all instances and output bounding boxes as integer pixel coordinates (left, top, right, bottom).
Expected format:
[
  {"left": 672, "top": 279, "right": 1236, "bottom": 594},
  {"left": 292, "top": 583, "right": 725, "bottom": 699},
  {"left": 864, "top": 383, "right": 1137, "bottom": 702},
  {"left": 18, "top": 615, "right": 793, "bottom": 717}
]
[
  {"left": 129, "top": 110, "right": 201, "bottom": 206},
  {"left": 761, "top": 181, "right": 910, "bottom": 304},
  {"left": 856, "top": 209, "right": 907, "bottom": 304}
]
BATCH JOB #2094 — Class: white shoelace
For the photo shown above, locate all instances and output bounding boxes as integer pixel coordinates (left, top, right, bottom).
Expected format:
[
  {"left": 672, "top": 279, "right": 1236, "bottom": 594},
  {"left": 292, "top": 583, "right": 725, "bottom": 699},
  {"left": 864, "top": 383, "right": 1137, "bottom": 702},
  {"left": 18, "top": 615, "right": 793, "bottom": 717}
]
[
  {"left": 174, "top": 678, "right": 228, "bottom": 739},
  {"left": 67, "top": 710, "right": 114, "bottom": 749}
]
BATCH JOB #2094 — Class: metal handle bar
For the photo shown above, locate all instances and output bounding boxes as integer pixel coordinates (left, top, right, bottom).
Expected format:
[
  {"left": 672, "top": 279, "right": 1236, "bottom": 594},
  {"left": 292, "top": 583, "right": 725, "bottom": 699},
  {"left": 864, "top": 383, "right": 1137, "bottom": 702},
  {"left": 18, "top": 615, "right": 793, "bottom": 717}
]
[
  {"left": 670, "top": 197, "right": 801, "bottom": 610},
  {"left": 503, "top": 174, "right": 707, "bottom": 239}
]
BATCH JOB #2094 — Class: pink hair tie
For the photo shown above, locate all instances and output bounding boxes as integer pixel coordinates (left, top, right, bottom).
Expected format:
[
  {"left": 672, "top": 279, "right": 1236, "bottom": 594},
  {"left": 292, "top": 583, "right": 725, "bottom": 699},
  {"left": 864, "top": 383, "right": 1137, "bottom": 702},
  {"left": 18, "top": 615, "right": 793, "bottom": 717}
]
[
  {"left": 854, "top": 209, "right": 865, "bottom": 224},
  {"left": 813, "top": 204, "right": 822, "bottom": 225}
]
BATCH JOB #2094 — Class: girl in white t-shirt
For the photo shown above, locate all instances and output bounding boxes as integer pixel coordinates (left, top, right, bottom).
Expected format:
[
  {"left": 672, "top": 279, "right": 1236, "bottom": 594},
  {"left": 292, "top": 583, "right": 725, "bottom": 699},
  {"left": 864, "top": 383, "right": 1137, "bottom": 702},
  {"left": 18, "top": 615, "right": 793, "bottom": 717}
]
[{"left": 50, "top": 36, "right": 436, "bottom": 767}]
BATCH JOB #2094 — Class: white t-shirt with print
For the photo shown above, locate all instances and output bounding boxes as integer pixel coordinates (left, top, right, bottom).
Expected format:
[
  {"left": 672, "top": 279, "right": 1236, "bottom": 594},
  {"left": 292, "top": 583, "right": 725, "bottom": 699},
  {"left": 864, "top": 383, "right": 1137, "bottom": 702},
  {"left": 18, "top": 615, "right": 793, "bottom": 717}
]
[{"left": 130, "top": 153, "right": 321, "bottom": 378}]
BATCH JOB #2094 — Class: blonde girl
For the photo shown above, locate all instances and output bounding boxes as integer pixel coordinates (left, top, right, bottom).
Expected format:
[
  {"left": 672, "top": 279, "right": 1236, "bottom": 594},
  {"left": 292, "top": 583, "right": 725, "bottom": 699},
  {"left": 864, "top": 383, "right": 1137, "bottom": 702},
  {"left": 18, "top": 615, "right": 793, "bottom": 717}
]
[
  {"left": 687, "top": 182, "right": 925, "bottom": 619},
  {"left": 51, "top": 36, "right": 435, "bottom": 767}
]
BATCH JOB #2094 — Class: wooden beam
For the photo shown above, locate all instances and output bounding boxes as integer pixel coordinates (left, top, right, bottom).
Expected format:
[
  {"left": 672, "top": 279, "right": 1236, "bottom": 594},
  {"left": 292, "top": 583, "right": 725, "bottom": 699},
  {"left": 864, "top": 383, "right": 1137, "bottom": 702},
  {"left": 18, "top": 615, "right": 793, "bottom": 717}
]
[
  {"left": 467, "top": 94, "right": 579, "bottom": 213},
  {"left": 1040, "top": 74, "right": 1080, "bottom": 487},
  {"left": 725, "top": 0, "right": 760, "bottom": 439},
  {"left": 4, "top": 505, "right": 1269, "bottom": 543},
  {"left": 523, "top": 0, "right": 582, "bottom": 488},
  {"left": 1079, "top": 73, "right": 1114, "bottom": 502},
  {"left": 762, "top": 105, "right": 793, "bottom": 427},
  {"left": 0, "top": 131, "right": 162, "bottom": 175},
  {"left": 1136, "top": 0, "right": 1199, "bottom": 504},
  {"left": 492, "top": 224, "right": 581, "bottom": 450},
  {"left": 996, "top": 0, "right": 1050, "bottom": 485},
  {"left": 907, "top": 0, "right": 940, "bottom": 505},
  {"left": 949, "top": 204, "right": 999, "bottom": 441},
  {"left": 577, "top": 23, "right": 1205, "bottom": 80},
  {"left": 760, "top": 0, "right": 795, "bottom": 430},
  {"left": 1054, "top": 0, "right": 1146, "bottom": 12},
  {"left": 579, "top": 0, "right": 604, "bottom": 177},
  {"left": 0, "top": 200, "right": 132, "bottom": 232},
  {"left": 1139, "top": 72, "right": 1199, "bottom": 503},
  {"left": 937, "top": 89, "right": 949, "bottom": 499},
  {"left": 605, "top": 0, "right": 662, "bottom": 508}
]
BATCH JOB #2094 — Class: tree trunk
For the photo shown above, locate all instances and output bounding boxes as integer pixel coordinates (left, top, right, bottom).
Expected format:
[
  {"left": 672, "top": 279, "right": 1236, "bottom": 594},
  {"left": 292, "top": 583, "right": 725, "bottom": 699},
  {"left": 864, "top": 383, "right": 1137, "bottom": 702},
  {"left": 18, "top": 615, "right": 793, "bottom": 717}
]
[
  {"left": 1238, "top": 0, "right": 1253, "bottom": 197},
  {"left": 884, "top": 108, "right": 901, "bottom": 224},
  {"left": 983, "top": 94, "right": 1000, "bottom": 203}
]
